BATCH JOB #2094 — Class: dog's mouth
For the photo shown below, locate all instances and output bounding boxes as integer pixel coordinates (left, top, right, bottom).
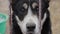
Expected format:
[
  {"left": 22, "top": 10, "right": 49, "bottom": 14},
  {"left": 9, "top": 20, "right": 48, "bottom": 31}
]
[
  {"left": 26, "top": 29, "right": 35, "bottom": 34},
  {"left": 27, "top": 31, "right": 34, "bottom": 34}
]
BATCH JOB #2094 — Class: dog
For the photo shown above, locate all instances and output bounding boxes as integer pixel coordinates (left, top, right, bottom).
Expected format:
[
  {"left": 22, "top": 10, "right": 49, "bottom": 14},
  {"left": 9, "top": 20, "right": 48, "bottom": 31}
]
[{"left": 11, "top": 0, "right": 52, "bottom": 34}]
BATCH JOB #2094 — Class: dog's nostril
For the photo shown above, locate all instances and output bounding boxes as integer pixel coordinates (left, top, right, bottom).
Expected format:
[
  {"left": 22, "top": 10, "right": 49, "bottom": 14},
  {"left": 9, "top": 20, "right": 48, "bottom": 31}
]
[
  {"left": 27, "top": 25, "right": 35, "bottom": 30},
  {"left": 26, "top": 23, "right": 36, "bottom": 31}
]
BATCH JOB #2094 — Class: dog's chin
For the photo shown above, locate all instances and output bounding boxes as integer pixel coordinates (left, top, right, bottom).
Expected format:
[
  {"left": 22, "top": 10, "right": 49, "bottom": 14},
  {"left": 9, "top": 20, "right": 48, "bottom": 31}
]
[
  {"left": 23, "top": 30, "right": 40, "bottom": 34},
  {"left": 26, "top": 31, "right": 34, "bottom": 34},
  {"left": 26, "top": 32, "right": 40, "bottom": 34}
]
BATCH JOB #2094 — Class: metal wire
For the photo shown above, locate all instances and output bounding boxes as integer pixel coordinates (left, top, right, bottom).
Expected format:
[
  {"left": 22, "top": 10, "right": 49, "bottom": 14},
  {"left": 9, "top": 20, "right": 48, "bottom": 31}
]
[
  {"left": 9, "top": 0, "right": 12, "bottom": 34},
  {"left": 39, "top": 0, "right": 41, "bottom": 34}
]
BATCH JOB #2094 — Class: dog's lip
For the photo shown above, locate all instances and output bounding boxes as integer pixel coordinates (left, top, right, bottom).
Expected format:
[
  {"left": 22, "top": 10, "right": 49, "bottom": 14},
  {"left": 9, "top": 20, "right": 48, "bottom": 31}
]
[
  {"left": 27, "top": 31, "right": 34, "bottom": 34},
  {"left": 27, "top": 32, "right": 33, "bottom": 34}
]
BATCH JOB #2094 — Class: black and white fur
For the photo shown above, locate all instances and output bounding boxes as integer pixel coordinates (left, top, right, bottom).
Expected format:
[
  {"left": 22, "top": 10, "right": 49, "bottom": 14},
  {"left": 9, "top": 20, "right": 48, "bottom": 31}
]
[{"left": 11, "top": 0, "right": 52, "bottom": 34}]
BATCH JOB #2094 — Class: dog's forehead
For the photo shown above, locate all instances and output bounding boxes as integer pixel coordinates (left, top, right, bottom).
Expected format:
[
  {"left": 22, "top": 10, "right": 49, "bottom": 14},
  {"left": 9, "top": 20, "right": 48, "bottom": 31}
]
[
  {"left": 18, "top": 0, "right": 39, "bottom": 4},
  {"left": 21, "top": 0, "right": 39, "bottom": 2},
  {"left": 16, "top": 0, "right": 39, "bottom": 8}
]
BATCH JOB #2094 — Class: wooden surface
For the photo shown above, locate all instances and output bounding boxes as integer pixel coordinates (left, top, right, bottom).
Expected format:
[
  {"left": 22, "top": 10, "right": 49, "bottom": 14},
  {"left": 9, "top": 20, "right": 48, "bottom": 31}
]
[
  {"left": 0, "top": 0, "right": 10, "bottom": 34},
  {"left": 49, "top": 0, "right": 60, "bottom": 34},
  {"left": 0, "top": 0, "right": 60, "bottom": 34}
]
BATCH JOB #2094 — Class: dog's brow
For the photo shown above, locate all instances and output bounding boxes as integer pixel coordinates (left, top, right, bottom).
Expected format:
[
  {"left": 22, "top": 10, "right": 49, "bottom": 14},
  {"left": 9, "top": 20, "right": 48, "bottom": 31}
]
[
  {"left": 32, "top": 2, "right": 38, "bottom": 8},
  {"left": 23, "top": 3, "right": 28, "bottom": 9}
]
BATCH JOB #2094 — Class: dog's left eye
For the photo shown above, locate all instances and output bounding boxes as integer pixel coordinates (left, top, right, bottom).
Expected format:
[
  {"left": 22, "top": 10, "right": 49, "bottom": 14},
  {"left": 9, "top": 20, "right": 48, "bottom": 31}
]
[
  {"left": 33, "top": 6, "right": 39, "bottom": 11},
  {"left": 32, "top": 2, "right": 39, "bottom": 11},
  {"left": 21, "top": 7, "right": 25, "bottom": 11},
  {"left": 21, "top": 7, "right": 27, "bottom": 12}
]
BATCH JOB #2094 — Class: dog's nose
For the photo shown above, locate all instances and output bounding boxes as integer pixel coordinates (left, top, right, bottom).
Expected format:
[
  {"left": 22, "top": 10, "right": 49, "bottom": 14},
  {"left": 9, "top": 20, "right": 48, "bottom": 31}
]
[{"left": 26, "top": 23, "right": 36, "bottom": 31}]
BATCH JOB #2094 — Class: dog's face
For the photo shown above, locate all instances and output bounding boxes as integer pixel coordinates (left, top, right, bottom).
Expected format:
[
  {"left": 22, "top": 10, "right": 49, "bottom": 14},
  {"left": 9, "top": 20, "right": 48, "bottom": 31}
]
[{"left": 12, "top": 0, "right": 49, "bottom": 34}]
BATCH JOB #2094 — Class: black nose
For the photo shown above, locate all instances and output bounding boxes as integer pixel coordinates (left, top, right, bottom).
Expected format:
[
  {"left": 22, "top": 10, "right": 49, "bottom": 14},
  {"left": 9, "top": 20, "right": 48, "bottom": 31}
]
[{"left": 26, "top": 23, "right": 36, "bottom": 31}]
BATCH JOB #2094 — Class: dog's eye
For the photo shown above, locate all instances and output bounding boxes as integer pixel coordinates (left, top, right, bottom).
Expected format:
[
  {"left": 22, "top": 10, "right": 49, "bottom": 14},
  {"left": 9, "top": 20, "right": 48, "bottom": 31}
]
[
  {"left": 21, "top": 7, "right": 28, "bottom": 13},
  {"left": 21, "top": 7, "right": 25, "bottom": 11},
  {"left": 32, "top": 2, "right": 39, "bottom": 11},
  {"left": 33, "top": 6, "right": 39, "bottom": 11},
  {"left": 21, "top": 7, "right": 25, "bottom": 12},
  {"left": 35, "top": 6, "right": 39, "bottom": 11},
  {"left": 21, "top": 3, "right": 28, "bottom": 12},
  {"left": 23, "top": 3, "right": 28, "bottom": 9}
]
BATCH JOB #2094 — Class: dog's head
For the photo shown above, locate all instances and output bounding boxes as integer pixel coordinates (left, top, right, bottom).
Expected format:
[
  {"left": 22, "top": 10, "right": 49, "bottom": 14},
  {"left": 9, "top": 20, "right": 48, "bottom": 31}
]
[{"left": 12, "top": 0, "right": 50, "bottom": 34}]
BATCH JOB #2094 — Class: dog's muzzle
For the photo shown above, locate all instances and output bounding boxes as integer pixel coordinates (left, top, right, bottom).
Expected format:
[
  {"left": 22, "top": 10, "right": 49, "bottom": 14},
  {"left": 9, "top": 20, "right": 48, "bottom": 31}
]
[{"left": 26, "top": 23, "right": 36, "bottom": 34}]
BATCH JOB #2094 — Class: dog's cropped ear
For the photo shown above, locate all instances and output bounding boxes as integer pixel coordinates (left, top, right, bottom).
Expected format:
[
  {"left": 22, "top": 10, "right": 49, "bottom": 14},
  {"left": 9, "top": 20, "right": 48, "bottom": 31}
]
[
  {"left": 10, "top": 0, "right": 15, "bottom": 4},
  {"left": 11, "top": 0, "right": 20, "bottom": 4},
  {"left": 12, "top": 0, "right": 15, "bottom": 3},
  {"left": 45, "top": 0, "right": 50, "bottom": 3},
  {"left": 45, "top": 0, "right": 50, "bottom": 8},
  {"left": 10, "top": 0, "right": 17, "bottom": 4}
]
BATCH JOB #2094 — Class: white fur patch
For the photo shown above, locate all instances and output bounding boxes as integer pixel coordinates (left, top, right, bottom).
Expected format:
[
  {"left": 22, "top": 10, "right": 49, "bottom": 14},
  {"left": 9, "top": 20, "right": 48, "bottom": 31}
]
[
  {"left": 23, "top": 3, "right": 28, "bottom": 9},
  {"left": 41, "top": 13, "right": 47, "bottom": 29},
  {"left": 32, "top": 2, "right": 38, "bottom": 8}
]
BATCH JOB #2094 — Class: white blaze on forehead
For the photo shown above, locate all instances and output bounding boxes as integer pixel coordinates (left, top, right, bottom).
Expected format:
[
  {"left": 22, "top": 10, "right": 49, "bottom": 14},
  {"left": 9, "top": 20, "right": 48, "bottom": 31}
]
[
  {"left": 23, "top": 3, "right": 28, "bottom": 9},
  {"left": 32, "top": 2, "right": 38, "bottom": 8},
  {"left": 27, "top": 6, "right": 33, "bottom": 16}
]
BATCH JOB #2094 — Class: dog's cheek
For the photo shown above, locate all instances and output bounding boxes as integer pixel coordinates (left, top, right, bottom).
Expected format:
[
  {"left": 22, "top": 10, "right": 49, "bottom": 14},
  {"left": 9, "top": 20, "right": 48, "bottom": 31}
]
[
  {"left": 41, "top": 13, "right": 47, "bottom": 29},
  {"left": 15, "top": 15, "right": 27, "bottom": 34}
]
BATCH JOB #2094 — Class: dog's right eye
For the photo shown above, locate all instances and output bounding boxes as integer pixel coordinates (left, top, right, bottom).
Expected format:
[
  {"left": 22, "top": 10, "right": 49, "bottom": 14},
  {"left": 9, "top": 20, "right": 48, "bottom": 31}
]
[
  {"left": 21, "top": 7, "right": 27, "bottom": 12},
  {"left": 20, "top": 7, "right": 25, "bottom": 11},
  {"left": 23, "top": 3, "right": 28, "bottom": 9},
  {"left": 21, "top": 7, "right": 25, "bottom": 11}
]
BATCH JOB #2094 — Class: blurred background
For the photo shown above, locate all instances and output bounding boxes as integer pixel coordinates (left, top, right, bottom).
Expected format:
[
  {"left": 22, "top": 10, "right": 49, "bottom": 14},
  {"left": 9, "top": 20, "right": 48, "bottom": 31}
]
[
  {"left": 0, "top": 0, "right": 60, "bottom": 34},
  {"left": 49, "top": 0, "right": 60, "bottom": 34}
]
